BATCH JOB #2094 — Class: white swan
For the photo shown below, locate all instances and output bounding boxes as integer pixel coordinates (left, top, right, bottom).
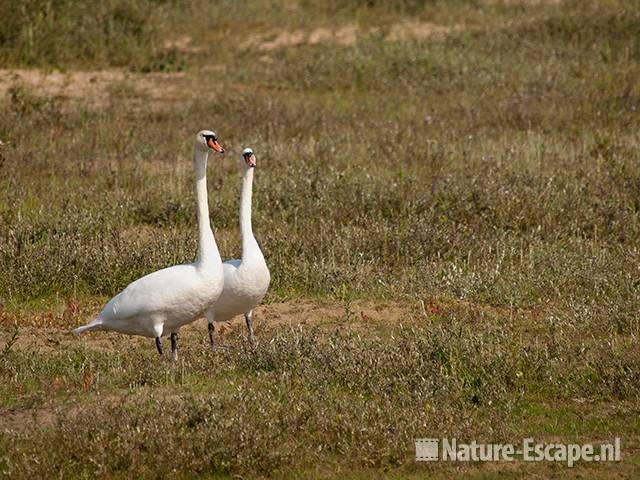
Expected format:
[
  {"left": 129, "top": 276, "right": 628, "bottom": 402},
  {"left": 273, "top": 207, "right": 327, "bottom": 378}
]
[
  {"left": 73, "top": 130, "right": 226, "bottom": 360},
  {"left": 205, "top": 147, "right": 270, "bottom": 346}
]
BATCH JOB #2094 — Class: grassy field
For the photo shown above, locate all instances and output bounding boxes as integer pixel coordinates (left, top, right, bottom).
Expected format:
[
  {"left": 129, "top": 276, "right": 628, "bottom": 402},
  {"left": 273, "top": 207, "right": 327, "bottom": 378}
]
[{"left": 1, "top": 0, "right": 639, "bottom": 477}]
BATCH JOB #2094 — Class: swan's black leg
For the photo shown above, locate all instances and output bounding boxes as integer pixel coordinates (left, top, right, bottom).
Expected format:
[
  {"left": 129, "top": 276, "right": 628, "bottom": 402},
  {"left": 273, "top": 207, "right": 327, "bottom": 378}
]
[
  {"left": 155, "top": 337, "right": 164, "bottom": 356},
  {"left": 170, "top": 332, "right": 178, "bottom": 361},
  {"left": 208, "top": 322, "right": 215, "bottom": 348},
  {"left": 245, "top": 311, "right": 255, "bottom": 345}
]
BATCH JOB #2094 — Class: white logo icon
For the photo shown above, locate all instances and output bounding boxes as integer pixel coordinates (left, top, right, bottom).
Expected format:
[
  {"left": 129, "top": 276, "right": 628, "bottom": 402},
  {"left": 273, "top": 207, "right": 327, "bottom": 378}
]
[{"left": 415, "top": 438, "right": 439, "bottom": 461}]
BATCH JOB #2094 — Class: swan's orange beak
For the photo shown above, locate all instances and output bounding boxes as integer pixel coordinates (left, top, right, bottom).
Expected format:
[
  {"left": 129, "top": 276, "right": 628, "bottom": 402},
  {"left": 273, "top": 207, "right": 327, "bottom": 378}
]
[
  {"left": 244, "top": 154, "right": 256, "bottom": 168},
  {"left": 207, "top": 138, "right": 225, "bottom": 153}
]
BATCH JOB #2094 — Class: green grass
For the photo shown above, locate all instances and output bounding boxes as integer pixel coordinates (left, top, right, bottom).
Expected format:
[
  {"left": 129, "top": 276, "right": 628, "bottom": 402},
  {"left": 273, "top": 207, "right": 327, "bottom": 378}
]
[{"left": 0, "top": 0, "right": 639, "bottom": 477}]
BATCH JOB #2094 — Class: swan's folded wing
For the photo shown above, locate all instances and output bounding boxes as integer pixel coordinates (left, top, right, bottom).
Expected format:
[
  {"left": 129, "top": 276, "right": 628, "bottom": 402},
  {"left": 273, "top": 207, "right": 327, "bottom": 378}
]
[{"left": 99, "top": 264, "right": 206, "bottom": 321}]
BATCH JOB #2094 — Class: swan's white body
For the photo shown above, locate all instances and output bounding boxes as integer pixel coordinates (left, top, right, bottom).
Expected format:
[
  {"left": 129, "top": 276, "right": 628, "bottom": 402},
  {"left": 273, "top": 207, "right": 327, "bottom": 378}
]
[
  {"left": 205, "top": 149, "right": 269, "bottom": 342},
  {"left": 76, "top": 263, "right": 222, "bottom": 338},
  {"left": 73, "top": 132, "right": 224, "bottom": 350}
]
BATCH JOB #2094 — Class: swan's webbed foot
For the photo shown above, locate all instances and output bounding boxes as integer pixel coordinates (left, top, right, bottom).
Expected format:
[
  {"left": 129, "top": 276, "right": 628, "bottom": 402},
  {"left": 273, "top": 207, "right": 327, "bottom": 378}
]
[
  {"left": 155, "top": 337, "right": 164, "bottom": 356},
  {"left": 208, "top": 322, "right": 215, "bottom": 349},
  {"left": 170, "top": 332, "right": 178, "bottom": 361},
  {"left": 245, "top": 312, "right": 256, "bottom": 346}
]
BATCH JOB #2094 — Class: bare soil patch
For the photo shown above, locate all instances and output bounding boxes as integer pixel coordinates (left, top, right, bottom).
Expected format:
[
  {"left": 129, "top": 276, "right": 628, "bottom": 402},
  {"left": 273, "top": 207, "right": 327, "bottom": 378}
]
[
  {"left": 0, "top": 300, "right": 411, "bottom": 354},
  {"left": 0, "top": 69, "right": 188, "bottom": 107},
  {"left": 242, "top": 21, "right": 456, "bottom": 52},
  {"left": 163, "top": 34, "right": 204, "bottom": 54},
  {"left": 386, "top": 21, "right": 460, "bottom": 42}
]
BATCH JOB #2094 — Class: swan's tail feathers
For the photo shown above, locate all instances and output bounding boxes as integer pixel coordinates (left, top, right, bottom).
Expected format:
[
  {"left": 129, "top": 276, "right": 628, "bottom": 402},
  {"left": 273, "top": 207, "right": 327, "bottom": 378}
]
[{"left": 72, "top": 318, "right": 103, "bottom": 336}]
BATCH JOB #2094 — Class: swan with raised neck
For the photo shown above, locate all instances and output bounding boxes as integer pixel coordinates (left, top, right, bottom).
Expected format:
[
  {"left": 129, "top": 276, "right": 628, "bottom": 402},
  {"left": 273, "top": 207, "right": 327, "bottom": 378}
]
[
  {"left": 205, "top": 147, "right": 270, "bottom": 345},
  {"left": 73, "top": 130, "right": 226, "bottom": 360}
]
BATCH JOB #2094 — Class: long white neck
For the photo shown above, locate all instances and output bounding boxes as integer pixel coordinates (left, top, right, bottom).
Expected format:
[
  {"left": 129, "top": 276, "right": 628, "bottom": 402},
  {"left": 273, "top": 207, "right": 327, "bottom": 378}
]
[
  {"left": 240, "top": 167, "right": 260, "bottom": 260},
  {"left": 194, "top": 148, "right": 220, "bottom": 266}
]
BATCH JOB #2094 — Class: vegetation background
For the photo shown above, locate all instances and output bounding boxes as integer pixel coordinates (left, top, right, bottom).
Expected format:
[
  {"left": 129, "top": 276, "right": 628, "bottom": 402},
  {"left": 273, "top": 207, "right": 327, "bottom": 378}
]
[{"left": 0, "top": 0, "right": 638, "bottom": 478}]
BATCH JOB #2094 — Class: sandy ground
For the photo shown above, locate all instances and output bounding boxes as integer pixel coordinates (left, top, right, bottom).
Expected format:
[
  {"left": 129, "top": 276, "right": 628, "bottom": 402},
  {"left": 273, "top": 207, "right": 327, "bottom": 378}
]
[
  {"left": 0, "top": 68, "right": 195, "bottom": 110},
  {"left": 0, "top": 299, "right": 411, "bottom": 354},
  {"left": 240, "top": 21, "right": 460, "bottom": 52}
]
